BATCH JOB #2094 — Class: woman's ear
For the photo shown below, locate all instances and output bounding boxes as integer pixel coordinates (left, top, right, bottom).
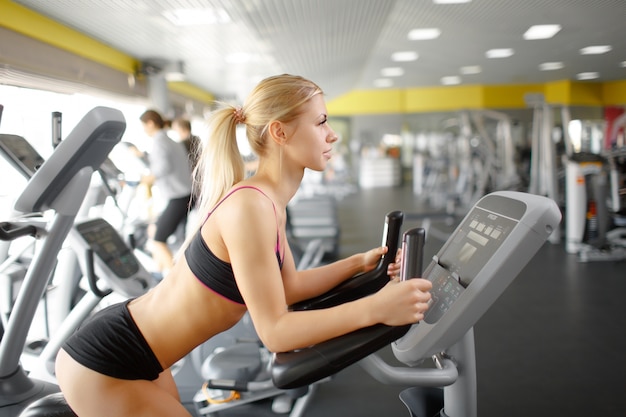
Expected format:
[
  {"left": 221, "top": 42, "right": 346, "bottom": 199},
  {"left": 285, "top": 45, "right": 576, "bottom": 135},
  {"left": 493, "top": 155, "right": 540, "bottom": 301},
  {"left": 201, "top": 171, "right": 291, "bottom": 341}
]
[{"left": 268, "top": 120, "right": 287, "bottom": 145}]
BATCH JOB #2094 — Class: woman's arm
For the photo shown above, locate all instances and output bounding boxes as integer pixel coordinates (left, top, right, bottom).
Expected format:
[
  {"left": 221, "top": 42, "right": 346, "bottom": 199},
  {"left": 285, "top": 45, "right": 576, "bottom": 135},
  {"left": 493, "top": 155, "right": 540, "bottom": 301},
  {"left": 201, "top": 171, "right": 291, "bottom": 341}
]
[
  {"left": 281, "top": 245, "right": 389, "bottom": 305},
  {"left": 219, "top": 194, "right": 431, "bottom": 353}
]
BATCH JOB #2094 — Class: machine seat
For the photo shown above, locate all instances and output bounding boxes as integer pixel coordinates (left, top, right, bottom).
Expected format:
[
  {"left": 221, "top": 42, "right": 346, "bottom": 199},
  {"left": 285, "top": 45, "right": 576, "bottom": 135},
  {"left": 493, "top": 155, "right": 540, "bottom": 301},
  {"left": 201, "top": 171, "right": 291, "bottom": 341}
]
[{"left": 18, "top": 393, "right": 77, "bottom": 417}]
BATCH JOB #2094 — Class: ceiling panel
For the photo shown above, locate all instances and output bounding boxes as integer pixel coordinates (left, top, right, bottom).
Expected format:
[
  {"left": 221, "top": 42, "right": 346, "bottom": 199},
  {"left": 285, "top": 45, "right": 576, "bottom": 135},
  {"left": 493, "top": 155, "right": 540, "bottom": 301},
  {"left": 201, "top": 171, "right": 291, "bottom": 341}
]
[{"left": 11, "top": 0, "right": 626, "bottom": 102}]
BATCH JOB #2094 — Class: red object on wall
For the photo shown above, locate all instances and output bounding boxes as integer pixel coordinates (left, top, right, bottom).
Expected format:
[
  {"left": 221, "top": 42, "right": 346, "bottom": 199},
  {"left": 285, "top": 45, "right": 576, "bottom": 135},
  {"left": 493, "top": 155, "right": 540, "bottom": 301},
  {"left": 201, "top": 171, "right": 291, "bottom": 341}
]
[{"left": 604, "top": 106, "right": 625, "bottom": 148}]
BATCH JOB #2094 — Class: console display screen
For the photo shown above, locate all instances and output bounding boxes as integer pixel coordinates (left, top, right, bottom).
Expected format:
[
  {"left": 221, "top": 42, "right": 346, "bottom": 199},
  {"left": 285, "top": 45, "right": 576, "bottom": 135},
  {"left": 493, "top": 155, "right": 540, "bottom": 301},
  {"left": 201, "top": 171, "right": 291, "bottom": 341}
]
[
  {"left": 76, "top": 219, "right": 139, "bottom": 278},
  {"left": 0, "top": 135, "right": 45, "bottom": 178},
  {"left": 438, "top": 206, "right": 519, "bottom": 287}
]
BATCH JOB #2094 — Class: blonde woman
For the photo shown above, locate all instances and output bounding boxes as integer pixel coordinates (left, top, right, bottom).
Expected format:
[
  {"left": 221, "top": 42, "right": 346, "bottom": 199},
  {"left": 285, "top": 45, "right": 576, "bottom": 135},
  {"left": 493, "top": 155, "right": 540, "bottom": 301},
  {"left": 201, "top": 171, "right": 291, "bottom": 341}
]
[{"left": 55, "top": 74, "right": 432, "bottom": 416}]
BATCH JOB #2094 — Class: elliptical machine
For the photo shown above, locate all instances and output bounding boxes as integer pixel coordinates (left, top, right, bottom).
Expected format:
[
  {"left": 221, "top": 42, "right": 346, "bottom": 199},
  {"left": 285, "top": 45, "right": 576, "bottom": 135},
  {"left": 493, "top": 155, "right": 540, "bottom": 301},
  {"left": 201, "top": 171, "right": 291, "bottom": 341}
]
[{"left": 0, "top": 106, "right": 127, "bottom": 415}]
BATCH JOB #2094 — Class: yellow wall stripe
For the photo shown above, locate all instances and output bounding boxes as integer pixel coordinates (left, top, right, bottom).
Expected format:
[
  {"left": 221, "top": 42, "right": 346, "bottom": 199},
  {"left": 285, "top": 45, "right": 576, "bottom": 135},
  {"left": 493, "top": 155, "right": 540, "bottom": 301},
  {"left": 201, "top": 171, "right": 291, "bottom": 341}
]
[{"left": 329, "top": 81, "right": 626, "bottom": 115}]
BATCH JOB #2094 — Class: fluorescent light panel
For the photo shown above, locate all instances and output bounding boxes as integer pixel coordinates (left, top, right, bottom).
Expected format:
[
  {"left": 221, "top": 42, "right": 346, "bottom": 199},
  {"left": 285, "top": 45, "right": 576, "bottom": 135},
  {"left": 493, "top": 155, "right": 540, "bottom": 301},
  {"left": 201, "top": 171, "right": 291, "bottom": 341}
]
[
  {"left": 392, "top": 51, "right": 419, "bottom": 62},
  {"left": 486, "top": 48, "right": 514, "bottom": 58},
  {"left": 441, "top": 76, "right": 461, "bottom": 85},
  {"left": 523, "top": 24, "right": 561, "bottom": 40},
  {"left": 163, "top": 8, "right": 230, "bottom": 25},
  {"left": 408, "top": 28, "right": 441, "bottom": 40},
  {"left": 576, "top": 72, "right": 599, "bottom": 80},
  {"left": 381, "top": 67, "right": 404, "bottom": 77},
  {"left": 460, "top": 65, "right": 481, "bottom": 74},
  {"left": 539, "top": 62, "right": 564, "bottom": 71},
  {"left": 580, "top": 45, "right": 612, "bottom": 55},
  {"left": 374, "top": 78, "right": 393, "bottom": 88}
]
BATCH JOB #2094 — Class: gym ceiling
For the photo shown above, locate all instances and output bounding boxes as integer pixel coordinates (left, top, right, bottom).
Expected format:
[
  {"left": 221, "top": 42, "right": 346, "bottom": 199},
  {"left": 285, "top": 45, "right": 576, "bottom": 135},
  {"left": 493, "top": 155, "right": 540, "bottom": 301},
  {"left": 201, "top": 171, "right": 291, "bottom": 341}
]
[{"left": 3, "top": 0, "right": 626, "bottom": 108}]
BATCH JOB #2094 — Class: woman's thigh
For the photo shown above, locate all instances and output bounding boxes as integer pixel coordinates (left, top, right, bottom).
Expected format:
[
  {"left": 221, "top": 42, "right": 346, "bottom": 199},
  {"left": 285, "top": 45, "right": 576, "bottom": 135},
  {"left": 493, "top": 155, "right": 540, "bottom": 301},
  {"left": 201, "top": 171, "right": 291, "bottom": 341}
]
[{"left": 56, "top": 349, "right": 190, "bottom": 417}]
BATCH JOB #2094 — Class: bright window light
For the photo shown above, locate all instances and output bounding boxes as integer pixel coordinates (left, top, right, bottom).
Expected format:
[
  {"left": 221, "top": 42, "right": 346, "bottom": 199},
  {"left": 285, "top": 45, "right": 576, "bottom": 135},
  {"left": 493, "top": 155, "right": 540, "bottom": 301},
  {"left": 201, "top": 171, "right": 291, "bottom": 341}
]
[
  {"left": 486, "top": 48, "right": 514, "bottom": 58},
  {"left": 373, "top": 78, "right": 393, "bottom": 88},
  {"left": 381, "top": 67, "right": 404, "bottom": 77},
  {"left": 408, "top": 28, "right": 441, "bottom": 40},
  {"left": 580, "top": 45, "right": 612, "bottom": 55},
  {"left": 539, "top": 62, "right": 564, "bottom": 71},
  {"left": 621, "top": 61, "right": 626, "bottom": 68},
  {"left": 392, "top": 51, "right": 419, "bottom": 62},
  {"left": 523, "top": 24, "right": 562, "bottom": 40},
  {"left": 576, "top": 72, "right": 599, "bottom": 80},
  {"left": 460, "top": 65, "right": 481, "bottom": 74},
  {"left": 441, "top": 76, "right": 461, "bottom": 85}
]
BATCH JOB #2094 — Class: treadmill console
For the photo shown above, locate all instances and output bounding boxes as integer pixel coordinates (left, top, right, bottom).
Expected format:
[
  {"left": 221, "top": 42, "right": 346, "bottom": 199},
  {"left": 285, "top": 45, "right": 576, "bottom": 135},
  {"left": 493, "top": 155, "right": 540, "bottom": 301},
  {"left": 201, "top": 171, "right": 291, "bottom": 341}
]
[
  {"left": 424, "top": 197, "right": 521, "bottom": 324},
  {"left": 73, "top": 218, "right": 156, "bottom": 297},
  {"left": 0, "top": 134, "right": 45, "bottom": 178},
  {"left": 392, "top": 191, "right": 561, "bottom": 366}
]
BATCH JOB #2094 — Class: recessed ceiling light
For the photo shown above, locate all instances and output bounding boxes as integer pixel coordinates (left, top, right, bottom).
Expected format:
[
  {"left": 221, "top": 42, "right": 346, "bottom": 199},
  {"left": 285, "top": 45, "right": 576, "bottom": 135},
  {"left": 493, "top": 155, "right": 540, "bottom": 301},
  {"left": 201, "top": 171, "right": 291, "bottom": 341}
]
[
  {"left": 408, "top": 28, "right": 441, "bottom": 40},
  {"left": 374, "top": 78, "right": 393, "bottom": 88},
  {"left": 163, "top": 8, "right": 230, "bottom": 26},
  {"left": 225, "top": 52, "right": 253, "bottom": 63},
  {"left": 392, "top": 51, "right": 419, "bottom": 62},
  {"left": 433, "top": 0, "right": 472, "bottom": 4},
  {"left": 441, "top": 76, "right": 462, "bottom": 85},
  {"left": 576, "top": 72, "right": 599, "bottom": 80},
  {"left": 486, "top": 48, "right": 514, "bottom": 58},
  {"left": 539, "top": 62, "right": 564, "bottom": 71},
  {"left": 460, "top": 65, "right": 482, "bottom": 74},
  {"left": 523, "top": 24, "right": 562, "bottom": 40},
  {"left": 580, "top": 45, "right": 612, "bottom": 55},
  {"left": 381, "top": 67, "right": 404, "bottom": 77}
]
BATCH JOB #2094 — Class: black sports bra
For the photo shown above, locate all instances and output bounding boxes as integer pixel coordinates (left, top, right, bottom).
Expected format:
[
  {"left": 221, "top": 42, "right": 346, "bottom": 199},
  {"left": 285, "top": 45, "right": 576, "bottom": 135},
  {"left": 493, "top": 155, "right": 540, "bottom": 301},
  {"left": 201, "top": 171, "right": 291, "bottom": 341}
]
[{"left": 184, "top": 186, "right": 284, "bottom": 305}]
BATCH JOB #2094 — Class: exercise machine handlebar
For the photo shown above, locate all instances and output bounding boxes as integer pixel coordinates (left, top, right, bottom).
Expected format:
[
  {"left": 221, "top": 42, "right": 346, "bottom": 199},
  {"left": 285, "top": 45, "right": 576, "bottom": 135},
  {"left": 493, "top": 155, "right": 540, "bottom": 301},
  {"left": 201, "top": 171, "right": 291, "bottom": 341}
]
[
  {"left": 271, "top": 225, "right": 425, "bottom": 389},
  {"left": 290, "top": 210, "right": 404, "bottom": 311}
]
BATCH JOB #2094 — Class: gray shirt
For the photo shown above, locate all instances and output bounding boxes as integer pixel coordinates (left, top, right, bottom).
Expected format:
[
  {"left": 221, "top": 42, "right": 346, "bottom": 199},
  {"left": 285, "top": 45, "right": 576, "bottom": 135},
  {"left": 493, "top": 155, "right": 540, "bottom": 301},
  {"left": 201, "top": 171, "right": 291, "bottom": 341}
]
[{"left": 148, "top": 130, "right": 193, "bottom": 201}]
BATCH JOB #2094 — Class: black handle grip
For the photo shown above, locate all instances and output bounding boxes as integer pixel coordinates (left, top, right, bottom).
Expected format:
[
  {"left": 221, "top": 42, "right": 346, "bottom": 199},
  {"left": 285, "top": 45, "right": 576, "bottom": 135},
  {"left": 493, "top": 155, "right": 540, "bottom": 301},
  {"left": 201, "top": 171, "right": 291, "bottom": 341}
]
[
  {"left": 0, "top": 222, "right": 39, "bottom": 241},
  {"left": 85, "top": 248, "right": 113, "bottom": 298},
  {"left": 290, "top": 210, "right": 404, "bottom": 311},
  {"left": 400, "top": 228, "right": 426, "bottom": 281},
  {"left": 271, "top": 224, "right": 426, "bottom": 389}
]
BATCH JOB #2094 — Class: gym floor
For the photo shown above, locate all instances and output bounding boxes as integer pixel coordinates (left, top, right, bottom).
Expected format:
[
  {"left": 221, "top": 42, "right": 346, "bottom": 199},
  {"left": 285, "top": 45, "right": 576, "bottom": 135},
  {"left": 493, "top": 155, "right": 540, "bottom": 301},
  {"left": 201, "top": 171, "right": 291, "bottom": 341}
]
[{"left": 217, "top": 184, "right": 626, "bottom": 417}]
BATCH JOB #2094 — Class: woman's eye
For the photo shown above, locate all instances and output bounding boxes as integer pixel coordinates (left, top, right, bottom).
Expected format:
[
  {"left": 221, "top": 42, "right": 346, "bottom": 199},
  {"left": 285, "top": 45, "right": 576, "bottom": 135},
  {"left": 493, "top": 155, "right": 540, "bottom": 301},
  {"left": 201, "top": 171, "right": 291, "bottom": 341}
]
[{"left": 319, "top": 118, "right": 327, "bottom": 126}]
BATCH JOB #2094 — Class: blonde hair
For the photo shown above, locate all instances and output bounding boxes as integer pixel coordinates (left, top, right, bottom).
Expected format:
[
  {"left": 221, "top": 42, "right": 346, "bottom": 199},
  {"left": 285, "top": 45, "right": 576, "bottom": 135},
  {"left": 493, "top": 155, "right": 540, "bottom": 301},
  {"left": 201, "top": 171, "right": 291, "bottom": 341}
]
[{"left": 178, "top": 74, "right": 323, "bottom": 256}]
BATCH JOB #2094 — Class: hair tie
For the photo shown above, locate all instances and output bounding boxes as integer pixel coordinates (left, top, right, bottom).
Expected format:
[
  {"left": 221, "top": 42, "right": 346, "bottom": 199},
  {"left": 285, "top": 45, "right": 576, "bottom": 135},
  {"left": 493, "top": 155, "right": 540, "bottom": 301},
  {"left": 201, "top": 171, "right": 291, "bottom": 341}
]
[{"left": 233, "top": 106, "right": 246, "bottom": 125}]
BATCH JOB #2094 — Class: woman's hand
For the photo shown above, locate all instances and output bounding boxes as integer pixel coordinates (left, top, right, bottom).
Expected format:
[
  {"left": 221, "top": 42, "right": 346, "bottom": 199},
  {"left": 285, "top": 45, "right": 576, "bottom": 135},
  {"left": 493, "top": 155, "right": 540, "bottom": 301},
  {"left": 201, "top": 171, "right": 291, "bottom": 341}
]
[
  {"left": 387, "top": 248, "right": 402, "bottom": 279},
  {"left": 371, "top": 278, "right": 433, "bottom": 326},
  {"left": 360, "top": 246, "right": 388, "bottom": 273}
]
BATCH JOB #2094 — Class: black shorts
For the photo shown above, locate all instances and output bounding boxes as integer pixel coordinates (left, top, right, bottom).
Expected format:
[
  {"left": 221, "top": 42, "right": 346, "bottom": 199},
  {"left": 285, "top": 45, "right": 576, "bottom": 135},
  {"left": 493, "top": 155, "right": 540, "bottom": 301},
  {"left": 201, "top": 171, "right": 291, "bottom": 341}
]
[
  {"left": 62, "top": 300, "right": 164, "bottom": 381},
  {"left": 154, "top": 195, "right": 192, "bottom": 243}
]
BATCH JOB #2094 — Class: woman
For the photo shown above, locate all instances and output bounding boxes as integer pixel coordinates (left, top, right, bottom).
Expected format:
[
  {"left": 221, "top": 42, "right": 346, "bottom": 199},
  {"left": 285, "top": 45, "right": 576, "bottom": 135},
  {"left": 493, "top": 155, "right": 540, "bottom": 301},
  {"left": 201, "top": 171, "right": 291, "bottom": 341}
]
[{"left": 55, "top": 74, "right": 432, "bottom": 416}]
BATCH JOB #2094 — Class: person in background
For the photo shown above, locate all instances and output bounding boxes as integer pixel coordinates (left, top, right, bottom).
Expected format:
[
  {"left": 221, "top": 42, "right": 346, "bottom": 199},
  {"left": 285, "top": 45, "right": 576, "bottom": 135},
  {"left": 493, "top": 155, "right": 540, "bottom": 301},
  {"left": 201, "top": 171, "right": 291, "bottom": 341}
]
[
  {"left": 172, "top": 117, "right": 202, "bottom": 174},
  {"left": 55, "top": 74, "right": 432, "bottom": 416},
  {"left": 138, "top": 109, "right": 193, "bottom": 275}
]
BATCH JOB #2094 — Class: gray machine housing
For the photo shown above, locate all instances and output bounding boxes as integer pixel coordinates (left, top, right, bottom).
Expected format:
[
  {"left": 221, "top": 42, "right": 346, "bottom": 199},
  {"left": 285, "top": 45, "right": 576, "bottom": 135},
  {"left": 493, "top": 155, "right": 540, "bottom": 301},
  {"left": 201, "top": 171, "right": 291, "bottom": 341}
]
[{"left": 393, "top": 191, "right": 561, "bottom": 365}]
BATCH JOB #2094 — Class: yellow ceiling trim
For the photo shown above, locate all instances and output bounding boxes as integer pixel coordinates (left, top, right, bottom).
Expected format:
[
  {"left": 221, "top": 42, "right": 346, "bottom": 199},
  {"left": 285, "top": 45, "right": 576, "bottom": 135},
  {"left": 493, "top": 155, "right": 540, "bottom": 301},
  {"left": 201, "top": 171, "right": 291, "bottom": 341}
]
[
  {"left": 0, "top": 0, "right": 137, "bottom": 74},
  {"left": 168, "top": 81, "right": 215, "bottom": 103}
]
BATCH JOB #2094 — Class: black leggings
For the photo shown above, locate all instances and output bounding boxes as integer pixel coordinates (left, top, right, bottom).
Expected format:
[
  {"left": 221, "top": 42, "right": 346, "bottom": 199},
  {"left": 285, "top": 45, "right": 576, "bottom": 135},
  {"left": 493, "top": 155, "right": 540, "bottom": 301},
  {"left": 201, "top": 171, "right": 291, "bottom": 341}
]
[{"left": 154, "top": 194, "right": 192, "bottom": 243}]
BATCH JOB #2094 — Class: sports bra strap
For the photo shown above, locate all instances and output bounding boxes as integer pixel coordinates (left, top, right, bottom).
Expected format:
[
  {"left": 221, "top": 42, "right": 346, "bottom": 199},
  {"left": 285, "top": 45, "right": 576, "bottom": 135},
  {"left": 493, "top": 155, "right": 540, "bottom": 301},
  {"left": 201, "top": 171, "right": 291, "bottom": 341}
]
[{"left": 204, "top": 186, "right": 284, "bottom": 261}]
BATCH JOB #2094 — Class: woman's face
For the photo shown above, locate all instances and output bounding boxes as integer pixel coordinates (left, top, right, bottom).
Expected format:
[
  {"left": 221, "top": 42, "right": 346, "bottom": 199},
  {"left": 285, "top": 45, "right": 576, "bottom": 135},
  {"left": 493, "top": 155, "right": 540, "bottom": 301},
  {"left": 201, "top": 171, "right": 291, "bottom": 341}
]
[{"left": 283, "top": 94, "right": 338, "bottom": 172}]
